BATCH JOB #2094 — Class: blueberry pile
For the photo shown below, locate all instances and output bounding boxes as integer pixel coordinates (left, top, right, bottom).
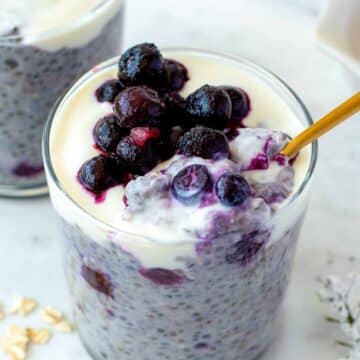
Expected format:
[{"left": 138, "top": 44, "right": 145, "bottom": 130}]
[{"left": 78, "top": 43, "right": 251, "bottom": 196}]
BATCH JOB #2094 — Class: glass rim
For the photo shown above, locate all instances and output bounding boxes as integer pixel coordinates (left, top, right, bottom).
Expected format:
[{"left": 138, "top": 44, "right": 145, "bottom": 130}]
[
  {"left": 0, "top": 0, "right": 123, "bottom": 45},
  {"left": 42, "top": 47, "right": 318, "bottom": 236}
]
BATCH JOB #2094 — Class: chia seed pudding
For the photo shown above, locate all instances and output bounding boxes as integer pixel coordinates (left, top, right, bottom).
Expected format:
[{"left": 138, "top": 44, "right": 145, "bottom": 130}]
[
  {"left": 44, "top": 45, "right": 317, "bottom": 359},
  {"left": 0, "top": 0, "right": 124, "bottom": 196}
]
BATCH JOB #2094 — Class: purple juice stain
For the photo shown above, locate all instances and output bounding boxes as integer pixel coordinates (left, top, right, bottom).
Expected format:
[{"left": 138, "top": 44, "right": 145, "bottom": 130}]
[
  {"left": 225, "top": 231, "right": 265, "bottom": 265},
  {"left": 199, "top": 193, "right": 217, "bottom": 208},
  {"left": 106, "top": 309, "right": 115, "bottom": 317},
  {"left": 94, "top": 191, "right": 107, "bottom": 204},
  {"left": 289, "top": 152, "right": 299, "bottom": 165},
  {"left": 12, "top": 162, "right": 44, "bottom": 177},
  {"left": 139, "top": 268, "right": 185, "bottom": 286},
  {"left": 81, "top": 264, "right": 114, "bottom": 298},
  {"left": 273, "top": 153, "right": 287, "bottom": 166},
  {"left": 247, "top": 153, "right": 269, "bottom": 170},
  {"left": 122, "top": 195, "right": 128, "bottom": 206}
]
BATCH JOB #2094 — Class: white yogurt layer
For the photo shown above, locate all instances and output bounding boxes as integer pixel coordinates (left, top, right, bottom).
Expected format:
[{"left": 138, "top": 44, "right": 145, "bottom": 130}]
[
  {"left": 49, "top": 51, "right": 312, "bottom": 268},
  {"left": 0, "top": 0, "right": 122, "bottom": 50}
]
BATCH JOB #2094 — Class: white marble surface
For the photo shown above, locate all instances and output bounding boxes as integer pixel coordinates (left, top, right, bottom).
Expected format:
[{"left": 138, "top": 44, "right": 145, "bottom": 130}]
[{"left": 0, "top": 0, "right": 359, "bottom": 359}]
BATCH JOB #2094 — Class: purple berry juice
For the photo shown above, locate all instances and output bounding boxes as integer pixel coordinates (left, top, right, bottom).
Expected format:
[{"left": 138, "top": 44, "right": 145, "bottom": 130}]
[
  {"left": 0, "top": 0, "right": 124, "bottom": 196},
  {"left": 44, "top": 44, "right": 317, "bottom": 359}
]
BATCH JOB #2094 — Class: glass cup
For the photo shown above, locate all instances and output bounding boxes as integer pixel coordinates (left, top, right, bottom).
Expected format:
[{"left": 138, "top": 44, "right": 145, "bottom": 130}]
[
  {"left": 43, "top": 50, "right": 318, "bottom": 360},
  {"left": 0, "top": 0, "right": 125, "bottom": 197}
]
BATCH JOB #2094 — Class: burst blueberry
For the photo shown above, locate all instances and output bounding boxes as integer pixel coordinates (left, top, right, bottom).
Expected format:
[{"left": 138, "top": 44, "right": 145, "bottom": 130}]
[
  {"left": 93, "top": 115, "right": 127, "bottom": 153},
  {"left": 118, "top": 43, "right": 164, "bottom": 88},
  {"left": 78, "top": 155, "right": 121, "bottom": 192},
  {"left": 172, "top": 164, "right": 211, "bottom": 204},
  {"left": 130, "top": 127, "right": 161, "bottom": 146},
  {"left": 113, "top": 86, "right": 167, "bottom": 129},
  {"left": 215, "top": 173, "right": 251, "bottom": 206},
  {"left": 116, "top": 132, "right": 162, "bottom": 174},
  {"left": 185, "top": 85, "right": 232, "bottom": 130},
  {"left": 95, "top": 79, "right": 124, "bottom": 103},
  {"left": 177, "top": 126, "right": 230, "bottom": 160}
]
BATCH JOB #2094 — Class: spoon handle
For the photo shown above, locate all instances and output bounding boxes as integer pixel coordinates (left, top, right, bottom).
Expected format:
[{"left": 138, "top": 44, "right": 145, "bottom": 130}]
[{"left": 281, "top": 92, "right": 360, "bottom": 157}]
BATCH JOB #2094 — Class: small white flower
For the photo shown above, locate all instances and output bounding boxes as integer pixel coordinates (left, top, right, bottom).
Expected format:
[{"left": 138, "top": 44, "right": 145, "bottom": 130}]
[{"left": 318, "top": 273, "right": 360, "bottom": 360}]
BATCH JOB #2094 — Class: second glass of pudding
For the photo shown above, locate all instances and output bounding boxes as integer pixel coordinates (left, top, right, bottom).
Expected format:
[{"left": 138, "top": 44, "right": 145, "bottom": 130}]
[
  {"left": 44, "top": 45, "right": 317, "bottom": 360},
  {"left": 0, "top": 0, "right": 124, "bottom": 197}
]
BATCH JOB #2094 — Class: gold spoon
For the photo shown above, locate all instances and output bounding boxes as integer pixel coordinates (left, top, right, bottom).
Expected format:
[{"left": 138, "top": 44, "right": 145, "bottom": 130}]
[{"left": 281, "top": 92, "right": 360, "bottom": 157}]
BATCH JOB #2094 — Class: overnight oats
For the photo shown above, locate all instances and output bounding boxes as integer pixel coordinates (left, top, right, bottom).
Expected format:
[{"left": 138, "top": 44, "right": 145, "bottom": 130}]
[
  {"left": 43, "top": 44, "right": 317, "bottom": 359},
  {"left": 0, "top": 0, "right": 124, "bottom": 197}
]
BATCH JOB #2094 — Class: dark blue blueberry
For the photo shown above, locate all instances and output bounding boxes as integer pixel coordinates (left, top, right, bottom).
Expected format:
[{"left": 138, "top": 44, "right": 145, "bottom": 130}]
[
  {"left": 78, "top": 155, "right": 121, "bottom": 192},
  {"left": 95, "top": 79, "right": 124, "bottom": 103},
  {"left": 163, "top": 59, "right": 189, "bottom": 91},
  {"left": 81, "top": 264, "right": 113, "bottom": 298},
  {"left": 177, "top": 126, "right": 230, "bottom": 160},
  {"left": 113, "top": 86, "right": 166, "bottom": 129},
  {"left": 185, "top": 85, "right": 232, "bottom": 130},
  {"left": 172, "top": 164, "right": 211, "bottom": 204},
  {"left": 139, "top": 268, "right": 184, "bottom": 286},
  {"left": 118, "top": 43, "right": 164, "bottom": 88},
  {"left": 93, "top": 114, "right": 127, "bottom": 153},
  {"left": 215, "top": 173, "right": 251, "bottom": 206},
  {"left": 222, "top": 86, "right": 250, "bottom": 126}
]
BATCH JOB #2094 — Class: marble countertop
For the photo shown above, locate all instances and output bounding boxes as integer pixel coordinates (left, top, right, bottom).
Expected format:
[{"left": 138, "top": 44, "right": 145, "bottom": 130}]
[{"left": 0, "top": 0, "right": 359, "bottom": 359}]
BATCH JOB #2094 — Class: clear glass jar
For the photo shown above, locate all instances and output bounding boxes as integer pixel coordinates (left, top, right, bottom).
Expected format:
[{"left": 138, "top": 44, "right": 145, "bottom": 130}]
[
  {"left": 43, "top": 50, "right": 318, "bottom": 360},
  {"left": 0, "top": 0, "right": 125, "bottom": 197}
]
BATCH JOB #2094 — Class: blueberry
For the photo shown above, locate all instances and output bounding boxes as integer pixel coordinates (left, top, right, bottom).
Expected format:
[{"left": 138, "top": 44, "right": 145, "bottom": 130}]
[
  {"left": 95, "top": 79, "right": 124, "bottom": 103},
  {"left": 185, "top": 85, "right": 232, "bottom": 130},
  {"left": 172, "top": 164, "right": 211, "bottom": 204},
  {"left": 113, "top": 86, "right": 167, "bottom": 129},
  {"left": 93, "top": 115, "right": 127, "bottom": 153},
  {"left": 177, "top": 126, "right": 230, "bottom": 160},
  {"left": 163, "top": 59, "right": 189, "bottom": 91},
  {"left": 215, "top": 173, "right": 251, "bottom": 206},
  {"left": 139, "top": 268, "right": 184, "bottom": 286},
  {"left": 162, "top": 92, "right": 188, "bottom": 129},
  {"left": 222, "top": 86, "right": 250, "bottom": 125},
  {"left": 78, "top": 155, "right": 121, "bottom": 192},
  {"left": 116, "top": 134, "right": 161, "bottom": 174},
  {"left": 81, "top": 265, "right": 113, "bottom": 298},
  {"left": 118, "top": 43, "right": 164, "bottom": 88}
]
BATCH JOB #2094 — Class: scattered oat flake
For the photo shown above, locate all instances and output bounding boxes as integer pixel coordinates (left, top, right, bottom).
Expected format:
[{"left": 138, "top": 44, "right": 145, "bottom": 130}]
[
  {"left": 0, "top": 325, "right": 30, "bottom": 360},
  {"left": 5, "top": 344, "right": 26, "bottom": 360},
  {"left": 28, "top": 328, "right": 51, "bottom": 345},
  {"left": 5, "top": 345, "right": 26, "bottom": 360},
  {"left": 9, "top": 297, "right": 37, "bottom": 316},
  {"left": 54, "top": 320, "right": 72, "bottom": 333},
  {"left": 40, "top": 307, "right": 63, "bottom": 324}
]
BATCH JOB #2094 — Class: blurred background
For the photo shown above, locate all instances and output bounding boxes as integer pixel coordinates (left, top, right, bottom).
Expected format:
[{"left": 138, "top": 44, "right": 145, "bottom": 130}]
[{"left": 0, "top": 0, "right": 359, "bottom": 359}]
